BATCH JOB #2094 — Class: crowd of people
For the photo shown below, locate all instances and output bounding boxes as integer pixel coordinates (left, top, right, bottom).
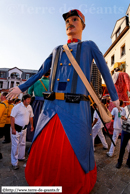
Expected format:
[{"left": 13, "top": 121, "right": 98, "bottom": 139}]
[
  {"left": 0, "top": 8, "right": 130, "bottom": 194},
  {"left": 0, "top": 73, "right": 49, "bottom": 166},
  {"left": 0, "top": 92, "right": 31, "bottom": 164},
  {"left": 92, "top": 96, "right": 130, "bottom": 169},
  {"left": 0, "top": 89, "right": 130, "bottom": 192}
]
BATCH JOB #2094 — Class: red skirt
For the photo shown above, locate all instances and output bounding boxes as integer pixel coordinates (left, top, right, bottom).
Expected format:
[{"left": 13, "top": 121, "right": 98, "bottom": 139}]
[{"left": 25, "top": 114, "right": 97, "bottom": 194}]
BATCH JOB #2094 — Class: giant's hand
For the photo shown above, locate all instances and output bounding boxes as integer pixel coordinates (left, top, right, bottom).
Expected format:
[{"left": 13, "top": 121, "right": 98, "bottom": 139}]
[
  {"left": 6, "top": 86, "right": 22, "bottom": 100},
  {"left": 112, "top": 99, "right": 121, "bottom": 111}
]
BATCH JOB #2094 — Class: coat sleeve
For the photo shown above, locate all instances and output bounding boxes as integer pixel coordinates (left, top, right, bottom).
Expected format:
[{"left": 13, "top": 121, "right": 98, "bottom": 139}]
[
  {"left": 89, "top": 41, "right": 118, "bottom": 101},
  {"left": 19, "top": 54, "right": 52, "bottom": 92}
]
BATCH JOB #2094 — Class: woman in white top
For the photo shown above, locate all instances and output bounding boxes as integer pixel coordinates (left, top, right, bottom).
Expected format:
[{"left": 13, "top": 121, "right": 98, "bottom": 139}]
[{"left": 107, "top": 100, "right": 124, "bottom": 157}]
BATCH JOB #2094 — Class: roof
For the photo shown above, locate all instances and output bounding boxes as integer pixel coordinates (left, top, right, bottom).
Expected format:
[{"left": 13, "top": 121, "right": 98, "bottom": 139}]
[
  {"left": 21, "top": 69, "right": 38, "bottom": 73},
  {"left": 0, "top": 68, "right": 9, "bottom": 71},
  {"left": 104, "top": 25, "right": 129, "bottom": 57},
  {"left": 126, "top": 4, "right": 130, "bottom": 15},
  {"left": 0, "top": 67, "right": 38, "bottom": 73},
  {"left": 111, "top": 16, "right": 126, "bottom": 38}
]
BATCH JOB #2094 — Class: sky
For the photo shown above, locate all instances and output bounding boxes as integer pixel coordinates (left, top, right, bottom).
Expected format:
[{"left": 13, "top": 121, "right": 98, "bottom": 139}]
[{"left": 0, "top": 0, "right": 129, "bottom": 70}]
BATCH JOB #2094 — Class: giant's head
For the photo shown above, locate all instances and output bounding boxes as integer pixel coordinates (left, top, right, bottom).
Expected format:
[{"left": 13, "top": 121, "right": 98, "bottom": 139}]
[{"left": 62, "top": 9, "right": 85, "bottom": 38}]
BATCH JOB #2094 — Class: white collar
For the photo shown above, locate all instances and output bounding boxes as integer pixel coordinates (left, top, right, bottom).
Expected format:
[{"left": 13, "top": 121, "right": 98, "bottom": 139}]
[{"left": 112, "top": 72, "right": 119, "bottom": 84}]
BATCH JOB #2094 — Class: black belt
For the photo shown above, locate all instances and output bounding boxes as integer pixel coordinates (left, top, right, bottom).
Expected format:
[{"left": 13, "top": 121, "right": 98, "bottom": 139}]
[
  {"left": 43, "top": 92, "right": 89, "bottom": 103},
  {"left": 15, "top": 124, "right": 27, "bottom": 132}
]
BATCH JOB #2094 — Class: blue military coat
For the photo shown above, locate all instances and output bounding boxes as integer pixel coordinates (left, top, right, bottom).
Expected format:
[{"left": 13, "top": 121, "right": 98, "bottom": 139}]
[{"left": 19, "top": 40, "right": 118, "bottom": 173}]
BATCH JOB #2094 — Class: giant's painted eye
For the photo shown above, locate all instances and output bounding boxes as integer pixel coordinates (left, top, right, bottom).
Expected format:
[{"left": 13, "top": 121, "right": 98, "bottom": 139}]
[
  {"left": 66, "top": 20, "right": 69, "bottom": 24},
  {"left": 73, "top": 18, "right": 78, "bottom": 21}
]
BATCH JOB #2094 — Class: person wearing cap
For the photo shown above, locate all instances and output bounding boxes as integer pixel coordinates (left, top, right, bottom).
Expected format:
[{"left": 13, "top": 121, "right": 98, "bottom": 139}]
[
  {"left": 112, "top": 65, "right": 130, "bottom": 106},
  {"left": 7, "top": 9, "right": 119, "bottom": 193}
]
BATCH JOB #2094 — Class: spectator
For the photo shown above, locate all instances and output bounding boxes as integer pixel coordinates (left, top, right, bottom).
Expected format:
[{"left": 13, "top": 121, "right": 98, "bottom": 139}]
[
  {"left": 2, "top": 99, "right": 14, "bottom": 144},
  {"left": 0, "top": 92, "right": 9, "bottom": 159},
  {"left": 107, "top": 100, "right": 124, "bottom": 157},
  {"left": 92, "top": 103, "right": 108, "bottom": 151},
  {"left": 27, "top": 71, "right": 49, "bottom": 142},
  {"left": 116, "top": 100, "right": 130, "bottom": 168},
  {"left": 14, "top": 98, "right": 21, "bottom": 105},
  {"left": 10, "top": 94, "right": 34, "bottom": 170}
]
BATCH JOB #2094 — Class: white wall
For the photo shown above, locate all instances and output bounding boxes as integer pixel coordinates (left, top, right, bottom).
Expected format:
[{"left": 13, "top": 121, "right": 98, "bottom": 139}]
[
  {"left": 105, "top": 29, "right": 130, "bottom": 75},
  {"left": 8, "top": 68, "right": 22, "bottom": 78}
]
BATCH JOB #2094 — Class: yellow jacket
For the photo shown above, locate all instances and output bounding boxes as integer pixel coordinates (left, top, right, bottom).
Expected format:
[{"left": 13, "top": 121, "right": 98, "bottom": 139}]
[
  {"left": 6, "top": 103, "right": 14, "bottom": 124},
  {"left": 0, "top": 100, "right": 9, "bottom": 127}
]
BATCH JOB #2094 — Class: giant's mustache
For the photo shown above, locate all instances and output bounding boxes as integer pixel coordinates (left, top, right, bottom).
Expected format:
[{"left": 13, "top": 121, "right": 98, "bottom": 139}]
[{"left": 66, "top": 25, "right": 75, "bottom": 30}]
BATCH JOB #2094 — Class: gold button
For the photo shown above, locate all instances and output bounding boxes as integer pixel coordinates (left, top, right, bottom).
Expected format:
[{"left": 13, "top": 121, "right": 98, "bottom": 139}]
[
  {"left": 60, "top": 63, "right": 63, "bottom": 66},
  {"left": 90, "top": 134, "right": 92, "bottom": 135},
  {"left": 67, "top": 79, "right": 70, "bottom": 81},
  {"left": 57, "top": 78, "right": 60, "bottom": 81},
  {"left": 63, "top": 50, "right": 65, "bottom": 52},
  {"left": 70, "top": 49, "right": 73, "bottom": 51},
  {"left": 68, "top": 63, "right": 71, "bottom": 66}
]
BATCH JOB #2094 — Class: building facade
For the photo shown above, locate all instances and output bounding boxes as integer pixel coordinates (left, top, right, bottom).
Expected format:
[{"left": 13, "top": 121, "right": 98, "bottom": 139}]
[
  {"left": 104, "top": 4, "right": 130, "bottom": 75},
  {"left": 0, "top": 67, "right": 37, "bottom": 95}
]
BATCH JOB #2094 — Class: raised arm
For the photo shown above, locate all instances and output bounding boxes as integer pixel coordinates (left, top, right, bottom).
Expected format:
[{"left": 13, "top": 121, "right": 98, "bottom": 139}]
[
  {"left": 7, "top": 54, "right": 52, "bottom": 100},
  {"left": 90, "top": 41, "right": 119, "bottom": 108}
]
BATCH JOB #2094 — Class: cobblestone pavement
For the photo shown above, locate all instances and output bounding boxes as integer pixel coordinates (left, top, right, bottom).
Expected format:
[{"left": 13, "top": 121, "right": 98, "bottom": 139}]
[{"left": 0, "top": 135, "right": 130, "bottom": 194}]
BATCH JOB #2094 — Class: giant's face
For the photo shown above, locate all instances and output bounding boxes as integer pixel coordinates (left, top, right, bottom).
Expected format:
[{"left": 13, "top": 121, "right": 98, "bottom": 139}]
[{"left": 65, "top": 15, "right": 83, "bottom": 36}]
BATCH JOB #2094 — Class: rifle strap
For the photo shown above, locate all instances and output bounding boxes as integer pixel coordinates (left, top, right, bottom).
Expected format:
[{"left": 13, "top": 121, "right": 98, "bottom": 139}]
[
  {"left": 39, "top": 79, "right": 47, "bottom": 91},
  {"left": 63, "top": 44, "right": 100, "bottom": 105}
]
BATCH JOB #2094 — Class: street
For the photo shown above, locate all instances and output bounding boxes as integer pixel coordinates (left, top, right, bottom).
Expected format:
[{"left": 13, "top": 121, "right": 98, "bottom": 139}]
[{"left": 0, "top": 135, "right": 130, "bottom": 194}]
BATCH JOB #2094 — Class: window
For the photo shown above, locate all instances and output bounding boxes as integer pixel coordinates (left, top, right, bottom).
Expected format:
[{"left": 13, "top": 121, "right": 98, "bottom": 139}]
[
  {"left": 0, "top": 71, "right": 6, "bottom": 78},
  {"left": 0, "top": 81, "right": 3, "bottom": 88},
  {"left": 11, "top": 72, "right": 20, "bottom": 79},
  {"left": 26, "top": 74, "right": 30, "bottom": 80},
  {"left": 11, "top": 81, "right": 14, "bottom": 88},
  {"left": 111, "top": 55, "right": 115, "bottom": 66},
  {"left": 16, "top": 82, "right": 19, "bottom": 86},
  {"left": 121, "top": 44, "right": 125, "bottom": 57},
  {"left": 116, "top": 28, "right": 121, "bottom": 38}
]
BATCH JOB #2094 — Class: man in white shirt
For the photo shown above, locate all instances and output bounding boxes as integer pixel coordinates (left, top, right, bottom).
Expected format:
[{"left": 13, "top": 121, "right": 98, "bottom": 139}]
[
  {"left": 10, "top": 94, "right": 34, "bottom": 170},
  {"left": 107, "top": 100, "right": 124, "bottom": 157},
  {"left": 92, "top": 104, "right": 108, "bottom": 151}
]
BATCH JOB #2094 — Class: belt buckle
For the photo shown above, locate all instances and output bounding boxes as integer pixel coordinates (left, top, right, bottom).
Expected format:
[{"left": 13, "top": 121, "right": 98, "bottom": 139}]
[
  {"left": 65, "top": 94, "right": 81, "bottom": 103},
  {"left": 55, "top": 93, "right": 64, "bottom": 100}
]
